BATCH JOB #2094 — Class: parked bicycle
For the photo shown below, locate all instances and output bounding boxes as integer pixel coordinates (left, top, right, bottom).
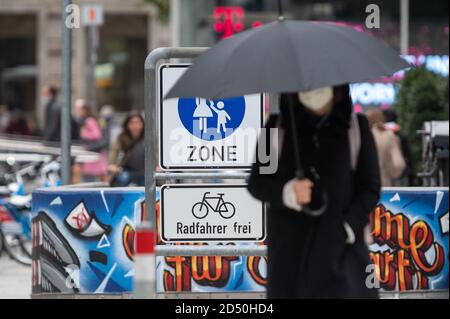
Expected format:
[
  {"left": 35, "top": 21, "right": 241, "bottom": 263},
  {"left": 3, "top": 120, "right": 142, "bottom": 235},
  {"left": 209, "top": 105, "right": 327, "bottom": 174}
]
[
  {"left": 0, "top": 191, "right": 32, "bottom": 266},
  {"left": 0, "top": 156, "right": 61, "bottom": 266},
  {"left": 192, "top": 192, "right": 236, "bottom": 219}
]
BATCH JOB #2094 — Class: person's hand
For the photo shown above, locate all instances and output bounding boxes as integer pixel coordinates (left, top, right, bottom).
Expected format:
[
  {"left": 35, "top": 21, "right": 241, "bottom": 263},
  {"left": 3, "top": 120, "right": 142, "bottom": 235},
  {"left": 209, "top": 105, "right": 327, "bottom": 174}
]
[
  {"left": 293, "top": 179, "right": 314, "bottom": 205},
  {"left": 108, "top": 164, "right": 120, "bottom": 174}
]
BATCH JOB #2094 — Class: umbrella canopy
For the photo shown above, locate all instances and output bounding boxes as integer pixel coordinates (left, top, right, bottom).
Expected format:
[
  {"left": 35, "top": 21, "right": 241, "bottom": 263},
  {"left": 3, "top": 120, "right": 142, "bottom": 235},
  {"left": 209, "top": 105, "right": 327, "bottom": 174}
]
[{"left": 166, "top": 20, "right": 410, "bottom": 100}]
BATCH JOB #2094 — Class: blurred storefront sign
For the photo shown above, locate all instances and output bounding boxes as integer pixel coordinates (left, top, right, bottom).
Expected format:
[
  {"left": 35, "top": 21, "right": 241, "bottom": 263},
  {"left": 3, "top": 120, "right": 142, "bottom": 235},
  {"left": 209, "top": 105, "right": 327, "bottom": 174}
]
[
  {"left": 95, "top": 63, "right": 114, "bottom": 89},
  {"left": 351, "top": 54, "right": 449, "bottom": 109},
  {"left": 213, "top": 6, "right": 264, "bottom": 39}
]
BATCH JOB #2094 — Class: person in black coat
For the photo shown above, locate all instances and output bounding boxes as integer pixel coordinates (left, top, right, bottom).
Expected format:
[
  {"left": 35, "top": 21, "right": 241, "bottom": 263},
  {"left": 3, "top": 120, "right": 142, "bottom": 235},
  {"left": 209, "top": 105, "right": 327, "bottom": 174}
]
[
  {"left": 42, "top": 85, "right": 80, "bottom": 143},
  {"left": 247, "top": 85, "right": 381, "bottom": 299}
]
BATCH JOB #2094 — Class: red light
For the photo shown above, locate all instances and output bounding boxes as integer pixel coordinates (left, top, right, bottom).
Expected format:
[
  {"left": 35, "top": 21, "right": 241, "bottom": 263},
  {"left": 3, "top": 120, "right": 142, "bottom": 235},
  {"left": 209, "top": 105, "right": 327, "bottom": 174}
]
[{"left": 213, "top": 6, "right": 245, "bottom": 39}]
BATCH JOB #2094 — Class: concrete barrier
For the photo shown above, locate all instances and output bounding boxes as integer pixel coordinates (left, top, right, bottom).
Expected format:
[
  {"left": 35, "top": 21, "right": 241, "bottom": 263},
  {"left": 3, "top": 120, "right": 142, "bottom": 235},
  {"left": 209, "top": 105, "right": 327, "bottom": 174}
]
[{"left": 30, "top": 186, "right": 448, "bottom": 298}]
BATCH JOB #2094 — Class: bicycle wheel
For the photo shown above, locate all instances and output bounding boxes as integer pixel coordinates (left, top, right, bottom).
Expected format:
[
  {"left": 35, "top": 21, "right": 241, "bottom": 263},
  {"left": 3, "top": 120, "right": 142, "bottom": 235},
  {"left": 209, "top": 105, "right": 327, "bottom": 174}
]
[
  {"left": 3, "top": 234, "right": 32, "bottom": 266},
  {"left": 192, "top": 202, "right": 209, "bottom": 219},
  {"left": 218, "top": 202, "right": 236, "bottom": 219}
]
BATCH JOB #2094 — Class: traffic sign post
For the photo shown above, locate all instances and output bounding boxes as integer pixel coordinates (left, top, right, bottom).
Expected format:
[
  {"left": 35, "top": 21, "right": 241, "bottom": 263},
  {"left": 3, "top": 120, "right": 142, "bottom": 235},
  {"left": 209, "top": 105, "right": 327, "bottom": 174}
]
[
  {"left": 141, "top": 47, "right": 268, "bottom": 299},
  {"left": 82, "top": 4, "right": 104, "bottom": 110}
]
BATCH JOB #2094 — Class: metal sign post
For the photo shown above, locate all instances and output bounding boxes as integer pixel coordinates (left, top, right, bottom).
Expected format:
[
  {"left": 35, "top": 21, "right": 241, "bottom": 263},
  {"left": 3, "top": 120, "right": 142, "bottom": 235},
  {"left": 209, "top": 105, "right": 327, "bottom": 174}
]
[
  {"left": 140, "top": 47, "right": 268, "bottom": 299},
  {"left": 82, "top": 5, "right": 103, "bottom": 110},
  {"left": 61, "top": 0, "right": 72, "bottom": 185}
]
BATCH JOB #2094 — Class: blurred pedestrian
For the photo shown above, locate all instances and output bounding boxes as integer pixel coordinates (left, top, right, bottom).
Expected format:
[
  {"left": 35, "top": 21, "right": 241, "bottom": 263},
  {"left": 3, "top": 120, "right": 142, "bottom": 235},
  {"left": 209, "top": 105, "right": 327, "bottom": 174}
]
[
  {"left": 41, "top": 85, "right": 79, "bottom": 142},
  {"left": 248, "top": 85, "right": 381, "bottom": 298},
  {"left": 108, "top": 111, "right": 145, "bottom": 186},
  {"left": 383, "top": 109, "right": 413, "bottom": 186},
  {"left": 366, "top": 108, "right": 406, "bottom": 187},
  {"left": 0, "top": 105, "right": 11, "bottom": 132},
  {"left": 99, "top": 104, "right": 115, "bottom": 152},
  {"left": 73, "top": 101, "right": 108, "bottom": 182},
  {"left": 41, "top": 85, "right": 60, "bottom": 142}
]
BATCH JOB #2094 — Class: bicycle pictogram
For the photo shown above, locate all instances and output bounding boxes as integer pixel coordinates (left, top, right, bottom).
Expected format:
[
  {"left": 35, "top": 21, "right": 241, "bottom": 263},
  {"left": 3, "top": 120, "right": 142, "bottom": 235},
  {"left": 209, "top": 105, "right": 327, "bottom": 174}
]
[{"left": 192, "top": 192, "right": 236, "bottom": 219}]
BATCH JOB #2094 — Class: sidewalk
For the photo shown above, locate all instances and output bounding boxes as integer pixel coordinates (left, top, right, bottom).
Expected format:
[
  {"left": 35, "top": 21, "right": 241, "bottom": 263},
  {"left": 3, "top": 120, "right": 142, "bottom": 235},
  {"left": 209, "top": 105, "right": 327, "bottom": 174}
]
[{"left": 0, "top": 255, "right": 31, "bottom": 299}]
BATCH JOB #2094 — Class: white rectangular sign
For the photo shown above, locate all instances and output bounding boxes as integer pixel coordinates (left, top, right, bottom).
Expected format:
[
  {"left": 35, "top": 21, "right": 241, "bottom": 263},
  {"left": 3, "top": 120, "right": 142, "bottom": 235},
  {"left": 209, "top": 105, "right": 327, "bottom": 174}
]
[
  {"left": 82, "top": 5, "right": 104, "bottom": 27},
  {"left": 160, "top": 64, "right": 264, "bottom": 170},
  {"left": 160, "top": 184, "right": 265, "bottom": 242}
]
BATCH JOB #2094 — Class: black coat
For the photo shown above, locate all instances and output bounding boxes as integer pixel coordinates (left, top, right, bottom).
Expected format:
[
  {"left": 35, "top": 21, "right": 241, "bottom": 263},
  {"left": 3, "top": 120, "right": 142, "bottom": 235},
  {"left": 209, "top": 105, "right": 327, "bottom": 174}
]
[
  {"left": 43, "top": 99, "right": 80, "bottom": 143},
  {"left": 248, "top": 90, "right": 381, "bottom": 299}
]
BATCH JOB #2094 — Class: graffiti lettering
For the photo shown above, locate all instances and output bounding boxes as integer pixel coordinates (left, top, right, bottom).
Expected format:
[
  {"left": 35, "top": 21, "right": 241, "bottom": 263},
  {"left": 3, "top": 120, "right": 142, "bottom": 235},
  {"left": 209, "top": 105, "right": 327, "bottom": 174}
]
[
  {"left": 192, "top": 255, "right": 238, "bottom": 286},
  {"left": 247, "top": 256, "right": 268, "bottom": 286},
  {"left": 163, "top": 252, "right": 238, "bottom": 291},
  {"left": 164, "top": 255, "right": 192, "bottom": 292},
  {"left": 369, "top": 204, "right": 445, "bottom": 290}
]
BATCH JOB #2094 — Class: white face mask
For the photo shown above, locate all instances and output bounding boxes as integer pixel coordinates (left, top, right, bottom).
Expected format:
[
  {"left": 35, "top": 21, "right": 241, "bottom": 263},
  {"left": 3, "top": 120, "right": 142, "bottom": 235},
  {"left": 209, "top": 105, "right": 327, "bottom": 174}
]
[{"left": 298, "top": 86, "right": 334, "bottom": 112}]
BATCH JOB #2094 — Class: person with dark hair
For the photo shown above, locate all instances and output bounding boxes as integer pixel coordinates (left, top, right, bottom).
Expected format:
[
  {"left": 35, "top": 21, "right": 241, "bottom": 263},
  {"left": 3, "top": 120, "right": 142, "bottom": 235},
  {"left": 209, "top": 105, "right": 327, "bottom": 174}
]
[
  {"left": 248, "top": 85, "right": 381, "bottom": 298},
  {"left": 108, "top": 111, "right": 145, "bottom": 186},
  {"left": 41, "top": 85, "right": 79, "bottom": 142}
]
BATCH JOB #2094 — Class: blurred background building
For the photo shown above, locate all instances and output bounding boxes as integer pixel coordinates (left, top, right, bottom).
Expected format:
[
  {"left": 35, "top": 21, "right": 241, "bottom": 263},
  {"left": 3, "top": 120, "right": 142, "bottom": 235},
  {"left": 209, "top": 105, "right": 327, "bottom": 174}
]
[
  {"left": 0, "top": 0, "right": 448, "bottom": 123},
  {"left": 0, "top": 0, "right": 170, "bottom": 127}
]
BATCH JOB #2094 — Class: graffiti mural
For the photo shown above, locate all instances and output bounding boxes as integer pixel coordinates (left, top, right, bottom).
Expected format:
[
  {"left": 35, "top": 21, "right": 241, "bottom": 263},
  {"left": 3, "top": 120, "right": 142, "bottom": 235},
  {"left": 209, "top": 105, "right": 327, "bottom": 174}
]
[
  {"left": 31, "top": 187, "right": 448, "bottom": 294},
  {"left": 157, "top": 254, "right": 267, "bottom": 292},
  {"left": 31, "top": 188, "right": 266, "bottom": 294},
  {"left": 369, "top": 189, "right": 449, "bottom": 291},
  {"left": 31, "top": 189, "right": 145, "bottom": 294}
]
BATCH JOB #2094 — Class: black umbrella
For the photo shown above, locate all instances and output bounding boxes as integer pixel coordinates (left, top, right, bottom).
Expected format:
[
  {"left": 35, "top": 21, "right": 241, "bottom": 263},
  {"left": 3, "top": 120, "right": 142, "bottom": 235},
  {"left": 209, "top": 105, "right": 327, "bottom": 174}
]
[
  {"left": 165, "top": 4, "right": 410, "bottom": 216},
  {"left": 165, "top": 23, "right": 409, "bottom": 100}
]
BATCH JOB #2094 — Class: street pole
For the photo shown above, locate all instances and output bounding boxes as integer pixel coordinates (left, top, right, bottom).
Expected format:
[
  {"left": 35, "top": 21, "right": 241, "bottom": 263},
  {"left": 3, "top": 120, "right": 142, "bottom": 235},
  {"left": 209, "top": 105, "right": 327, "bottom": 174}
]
[
  {"left": 400, "top": 0, "right": 410, "bottom": 55},
  {"left": 61, "top": 0, "right": 72, "bottom": 185},
  {"left": 170, "top": 0, "right": 181, "bottom": 47},
  {"left": 86, "top": 26, "right": 98, "bottom": 111}
]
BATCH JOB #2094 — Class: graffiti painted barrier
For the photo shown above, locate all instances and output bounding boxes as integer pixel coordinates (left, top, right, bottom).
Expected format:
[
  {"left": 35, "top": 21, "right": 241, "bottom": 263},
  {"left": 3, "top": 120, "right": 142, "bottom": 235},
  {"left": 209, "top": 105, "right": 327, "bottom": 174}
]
[
  {"left": 31, "top": 188, "right": 145, "bottom": 294},
  {"left": 31, "top": 187, "right": 448, "bottom": 296},
  {"left": 369, "top": 188, "right": 448, "bottom": 292},
  {"left": 157, "top": 188, "right": 449, "bottom": 294}
]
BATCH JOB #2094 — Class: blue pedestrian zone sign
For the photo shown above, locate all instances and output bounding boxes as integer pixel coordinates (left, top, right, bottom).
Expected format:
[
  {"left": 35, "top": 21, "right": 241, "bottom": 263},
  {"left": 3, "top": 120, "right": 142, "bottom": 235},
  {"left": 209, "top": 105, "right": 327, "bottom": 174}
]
[
  {"left": 178, "top": 97, "right": 246, "bottom": 141},
  {"left": 160, "top": 64, "right": 263, "bottom": 170}
]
